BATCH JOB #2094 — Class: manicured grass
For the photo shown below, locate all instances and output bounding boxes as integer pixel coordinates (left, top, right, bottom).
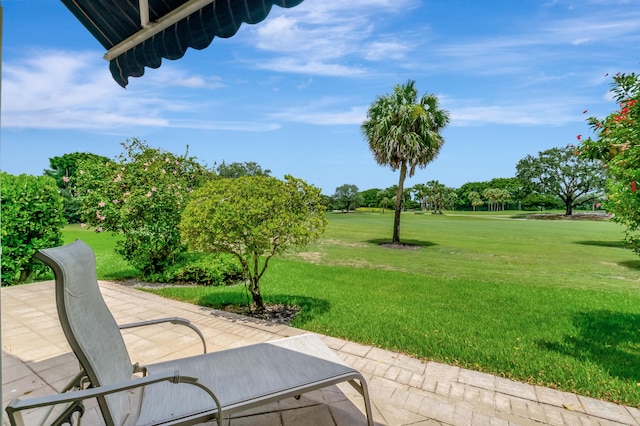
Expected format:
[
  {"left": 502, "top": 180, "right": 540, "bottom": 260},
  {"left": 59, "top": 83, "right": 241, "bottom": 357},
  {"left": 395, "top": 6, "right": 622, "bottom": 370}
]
[
  {"left": 68, "top": 213, "right": 640, "bottom": 406},
  {"left": 63, "top": 224, "right": 139, "bottom": 280}
]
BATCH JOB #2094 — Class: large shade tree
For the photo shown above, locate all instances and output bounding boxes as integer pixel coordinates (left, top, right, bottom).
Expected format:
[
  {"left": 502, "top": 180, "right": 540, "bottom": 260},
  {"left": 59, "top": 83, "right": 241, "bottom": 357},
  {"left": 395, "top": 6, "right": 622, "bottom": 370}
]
[
  {"left": 516, "top": 144, "right": 606, "bottom": 215},
  {"left": 362, "top": 80, "right": 450, "bottom": 243}
]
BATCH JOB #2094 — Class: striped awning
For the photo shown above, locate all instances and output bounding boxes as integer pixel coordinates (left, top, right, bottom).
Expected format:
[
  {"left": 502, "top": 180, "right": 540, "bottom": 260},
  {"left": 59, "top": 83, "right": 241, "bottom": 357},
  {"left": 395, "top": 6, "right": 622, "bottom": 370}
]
[{"left": 62, "top": 0, "right": 304, "bottom": 87}]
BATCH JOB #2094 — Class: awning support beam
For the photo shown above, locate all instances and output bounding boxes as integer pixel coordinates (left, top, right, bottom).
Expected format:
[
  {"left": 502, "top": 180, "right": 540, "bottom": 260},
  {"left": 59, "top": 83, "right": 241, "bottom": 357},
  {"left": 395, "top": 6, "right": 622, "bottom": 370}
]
[
  {"left": 139, "top": 0, "right": 151, "bottom": 28},
  {"left": 105, "top": 0, "right": 215, "bottom": 61}
]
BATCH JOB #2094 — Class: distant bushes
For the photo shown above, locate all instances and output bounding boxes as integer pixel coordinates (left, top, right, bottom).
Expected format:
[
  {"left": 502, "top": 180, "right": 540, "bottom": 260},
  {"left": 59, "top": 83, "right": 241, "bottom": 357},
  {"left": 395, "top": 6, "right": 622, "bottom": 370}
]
[{"left": 355, "top": 207, "right": 384, "bottom": 213}]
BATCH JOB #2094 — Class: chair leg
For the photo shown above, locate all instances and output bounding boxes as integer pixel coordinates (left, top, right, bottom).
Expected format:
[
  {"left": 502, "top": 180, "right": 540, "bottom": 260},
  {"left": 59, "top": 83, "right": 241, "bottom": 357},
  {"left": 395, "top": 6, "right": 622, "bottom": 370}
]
[{"left": 348, "top": 378, "right": 374, "bottom": 426}]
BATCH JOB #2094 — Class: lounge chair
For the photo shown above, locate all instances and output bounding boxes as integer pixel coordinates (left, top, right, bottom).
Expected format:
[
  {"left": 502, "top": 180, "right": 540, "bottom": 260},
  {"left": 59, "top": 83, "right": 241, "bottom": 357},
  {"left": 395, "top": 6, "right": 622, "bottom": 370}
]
[{"left": 5, "top": 240, "right": 373, "bottom": 425}]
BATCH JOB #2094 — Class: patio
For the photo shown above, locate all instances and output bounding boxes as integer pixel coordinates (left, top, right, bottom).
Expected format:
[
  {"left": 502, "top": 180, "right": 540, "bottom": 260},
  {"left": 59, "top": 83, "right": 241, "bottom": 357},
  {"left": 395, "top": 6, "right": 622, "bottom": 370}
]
[{"left": 3, "top": 281, "right": 639, "bottom": 425}]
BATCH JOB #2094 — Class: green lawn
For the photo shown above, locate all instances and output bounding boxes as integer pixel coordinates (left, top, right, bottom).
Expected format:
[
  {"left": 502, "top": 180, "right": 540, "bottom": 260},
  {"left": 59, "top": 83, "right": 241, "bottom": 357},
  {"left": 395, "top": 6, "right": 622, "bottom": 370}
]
[{"left": 65, "top": 213, "right": 640, "bottom": 406}]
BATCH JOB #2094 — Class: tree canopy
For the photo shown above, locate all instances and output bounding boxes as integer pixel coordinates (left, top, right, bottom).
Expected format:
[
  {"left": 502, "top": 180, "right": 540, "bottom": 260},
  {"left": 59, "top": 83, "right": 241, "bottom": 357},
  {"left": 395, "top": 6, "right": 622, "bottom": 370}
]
[
  {"left": 362, "top": 80, "right": 449, "bottom": 242},
  {"left": 180, "top": 175, "right": 327, "bottom": 311},
  {"left": 516, "top": 144, "right": 606, "bottom": 215},
  {"left": 332, "top": 184, "right": 363, "bottom": 212},
  {"left": 215, "top": 161, "right": 271, "bottom": 178}
]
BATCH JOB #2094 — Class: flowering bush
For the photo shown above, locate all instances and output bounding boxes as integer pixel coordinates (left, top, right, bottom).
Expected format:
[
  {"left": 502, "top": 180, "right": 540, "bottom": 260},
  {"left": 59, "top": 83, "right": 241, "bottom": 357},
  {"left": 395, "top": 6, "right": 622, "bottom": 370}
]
[
  {"left": 581, "top": 72, "right": 640, "bottom": 255},
  {"left": 76, "top": 139, "right": 211, "bottom": 275}
]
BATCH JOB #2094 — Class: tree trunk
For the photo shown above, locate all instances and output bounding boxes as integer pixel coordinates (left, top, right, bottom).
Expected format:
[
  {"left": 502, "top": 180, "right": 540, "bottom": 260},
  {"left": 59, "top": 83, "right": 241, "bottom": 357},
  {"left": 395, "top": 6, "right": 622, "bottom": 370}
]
[
  {"left": 565, "top": 196, "right": 573, "bottom": 216},
  {"left": 249, "top": 280, "right": 265, "bottom": 312},
  {"left": 393, "top": 163, "right": 407, "bottom": 243}
]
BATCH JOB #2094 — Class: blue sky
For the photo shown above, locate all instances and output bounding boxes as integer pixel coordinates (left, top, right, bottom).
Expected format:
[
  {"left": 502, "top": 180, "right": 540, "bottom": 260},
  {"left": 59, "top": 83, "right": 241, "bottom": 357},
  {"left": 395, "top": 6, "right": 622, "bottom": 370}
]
[{"left": 1, "top": 0, "right": 639, "bottom": 195}]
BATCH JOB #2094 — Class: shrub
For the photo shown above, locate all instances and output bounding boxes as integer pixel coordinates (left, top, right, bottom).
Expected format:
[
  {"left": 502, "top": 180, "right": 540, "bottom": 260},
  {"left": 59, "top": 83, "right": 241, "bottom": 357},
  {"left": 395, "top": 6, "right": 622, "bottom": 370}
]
[
  {"left": 160, "top": 253, "right": 243, "bottom": 286},
  {"left": 76, "top": 139, "right": 211, "bottom": 277},
  {"left": 1, "top": 173, "right": 65, "bottom": 285},
  {"left": 355, "top": 207, "right": 384, "bottom": 213}
]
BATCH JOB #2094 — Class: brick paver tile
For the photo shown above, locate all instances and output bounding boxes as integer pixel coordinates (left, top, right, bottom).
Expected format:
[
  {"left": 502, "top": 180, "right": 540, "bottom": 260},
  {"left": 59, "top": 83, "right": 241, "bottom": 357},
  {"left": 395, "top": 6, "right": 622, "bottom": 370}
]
[
  {"left": 494, "top": 376, "right": 537, "bottom": 401},
  {"left": 458, "top": 369, "right": 496, "bottom": 391},
  {"left": 425, "top": 362, "right": 460, "bottom": 382},
  {"left": 536, "top": 385, "right": 584, "bottom": 412},
  {"left": 578, "top": 395, "right": 638, "bottom": 425},
  {"left": 453, "top": 404, "right": 474, "bottom": 425}
]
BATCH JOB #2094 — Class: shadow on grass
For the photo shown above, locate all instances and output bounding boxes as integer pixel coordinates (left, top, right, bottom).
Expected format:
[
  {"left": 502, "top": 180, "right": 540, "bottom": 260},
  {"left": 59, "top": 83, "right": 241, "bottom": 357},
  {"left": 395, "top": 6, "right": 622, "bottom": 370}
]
[
  {"left": 574, "top": 240, "right": 630, "bottom": 249},
  {"left": 618, "top": 260, "right": 640, "bottom": 270},
  {"left": 366, "top": 238, "right": 437, "bottom": 248},
  {"left": 198, "top": 292, "right": 331, "bottom": 326},
  {"left": 538, "top": 310, "right": 640, "bottom": 382}
]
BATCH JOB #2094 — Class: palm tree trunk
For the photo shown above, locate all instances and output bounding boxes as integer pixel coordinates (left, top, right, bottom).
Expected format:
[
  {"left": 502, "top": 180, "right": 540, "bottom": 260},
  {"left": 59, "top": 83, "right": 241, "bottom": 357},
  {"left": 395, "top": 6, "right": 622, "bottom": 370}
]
[{"left": 393, "top": 163, "right": 407, "bottom": 243}]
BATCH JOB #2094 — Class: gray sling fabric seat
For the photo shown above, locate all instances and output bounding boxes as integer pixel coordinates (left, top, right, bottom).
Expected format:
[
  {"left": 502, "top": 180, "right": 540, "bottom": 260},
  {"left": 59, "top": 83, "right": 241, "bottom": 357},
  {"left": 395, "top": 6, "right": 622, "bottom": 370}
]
[{"left": 5, "top": 240, "right": 373, "bottom": 426}]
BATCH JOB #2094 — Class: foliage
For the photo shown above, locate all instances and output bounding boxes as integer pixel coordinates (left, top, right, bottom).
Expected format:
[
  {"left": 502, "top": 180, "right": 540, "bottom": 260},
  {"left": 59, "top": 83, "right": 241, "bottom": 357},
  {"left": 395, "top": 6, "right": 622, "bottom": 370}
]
[
  {"left": 482, "top": 188, "right": 511, "bottom": 211},
  {"left": 362, "top": 80, "right": 450, "bottom": 242},
  {"left": 44, "top": 152, "right": 110, "bottom": 223},
  {"left": 516, "top": 144, "right": 606, "bottom": 215},
  {"left": 75, "top": 139, "right": 210, "bottom": 276},
  {"left": 467, "top": 190, "right": 484, "bottom": 211},
  {"left": 180, "top": 175, "right": 327, "bottom": 311},
  {"left": 359, "top": 188, "right": 382, "bottom": 208},
  {"left": 354, "top": 207, "right": 384, "bottom": 213},
  {"left": 581, "top": 72, "right": 640, "bottom": 256},
  {"left": 332, "top": 184, "right": 363, "bottom": 211},
  {"left": 215, "top": 160, "right": 271, "bottom": 178},
  {"left": 160, "top": 253, "right": 243, "bottom": 286},
  {"left": 1, "top": 173, "right": 66, "bottom": 285}
]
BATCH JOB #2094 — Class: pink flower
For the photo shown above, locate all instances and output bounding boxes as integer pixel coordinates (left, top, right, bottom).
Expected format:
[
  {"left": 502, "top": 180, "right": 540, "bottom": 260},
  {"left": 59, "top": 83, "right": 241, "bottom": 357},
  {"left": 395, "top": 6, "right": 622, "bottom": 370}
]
[
  {"left": 98, "top": 201, "right": 105, "bottom": 207},
  {"left": 113, "top": 199, "right": 119, "bottom": 204},
  {"left": 596, "top": 203, "right": 601, "bottom": 208},
  {"left": 79, "top": 170, "right": 85, "bottom": 175},
  {"left": 152, "top": 187, "right": 157, "bottom": 192},
  {"left": 96, "top": 227, "right": 103, "bottom": 233},
  {"left": 146, "top": 192, "right": 152, "bottom": 197},
  {"left": 80, "top": 223, "right": 86, "bottom": 228},
  {"left": 62, "top": 176, "right": 70, "bottom": 183},
  {"left": 161, "top": 169, "right": 166, "bottom": 174}
]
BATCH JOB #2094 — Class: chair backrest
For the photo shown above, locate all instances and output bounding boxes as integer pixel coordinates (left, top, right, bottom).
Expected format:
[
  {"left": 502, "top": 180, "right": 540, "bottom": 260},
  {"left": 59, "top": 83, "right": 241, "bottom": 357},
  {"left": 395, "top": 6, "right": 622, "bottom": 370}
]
[{"left": 36, "top": 240, "right": 134, "bottom": 425}]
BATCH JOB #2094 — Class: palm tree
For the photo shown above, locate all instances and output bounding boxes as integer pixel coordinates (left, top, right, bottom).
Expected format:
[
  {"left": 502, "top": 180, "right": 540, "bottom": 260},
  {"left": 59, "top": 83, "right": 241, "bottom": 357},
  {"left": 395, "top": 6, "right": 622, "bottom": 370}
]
[{"left": 361, "top": 80, "right": 450, "bottom": 243}]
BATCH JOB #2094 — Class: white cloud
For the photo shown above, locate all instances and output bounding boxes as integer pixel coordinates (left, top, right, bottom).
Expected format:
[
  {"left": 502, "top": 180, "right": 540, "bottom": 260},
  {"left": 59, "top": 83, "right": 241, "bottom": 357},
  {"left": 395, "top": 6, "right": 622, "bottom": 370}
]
[
  {"left": 1, "top": 50, "right": 269, "bottom": 132},
  {"left": 248, "top": 0, "right": 418, "bottom": 76}
]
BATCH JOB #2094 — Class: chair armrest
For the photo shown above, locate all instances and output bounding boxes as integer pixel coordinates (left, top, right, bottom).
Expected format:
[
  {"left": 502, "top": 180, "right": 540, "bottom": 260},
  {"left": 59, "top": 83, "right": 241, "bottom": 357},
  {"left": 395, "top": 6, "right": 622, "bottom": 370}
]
[
  {"left": 5, "top": 371, "right": 223, "bottom": 426},
  {"left": 119, "top": 317, "right": 207, "bottom": 353}
]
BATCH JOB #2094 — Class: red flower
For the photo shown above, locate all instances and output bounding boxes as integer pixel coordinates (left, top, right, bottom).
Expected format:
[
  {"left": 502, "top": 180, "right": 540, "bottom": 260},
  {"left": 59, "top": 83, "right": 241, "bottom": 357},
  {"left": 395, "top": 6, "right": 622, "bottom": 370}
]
[
  {"left": 632, "top": 181, "right": 637, "bottom": 193},
  {"left": 628, "top": 99, "right": 638, "bottom": 107},
  {"left": 576, "top": 134, "right": 582, "bottom": 141}
]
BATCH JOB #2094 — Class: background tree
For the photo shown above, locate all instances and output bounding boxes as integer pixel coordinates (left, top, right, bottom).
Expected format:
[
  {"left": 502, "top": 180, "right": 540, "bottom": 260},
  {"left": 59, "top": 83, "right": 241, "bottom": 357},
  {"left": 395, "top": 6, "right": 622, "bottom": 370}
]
[
  {"left": 362, "top": 80, "right": 450, "bottom": 243},
  {"left": 215, "top": 161, "right": 271, "bottom": 178},
  {"left": 1, "top": 173, "right": 65, "bottom": 284},
  {"left": 425, "top": 180, "right": 447, "bottom": 214},
  {"left": 411, "top": 184, "right": 428, "bottom": 211},
  {"left": 332, "top": 184, "right": 363, "bottom": 212},
  {"left": 180, "top": 175, "right": 327, "bottom": 311},
  {"left": 76, "top": 139, "right": 210, "bottom": 276},
  {"left": 360, "top": 188, "right": 382, "bottom": 208},
  {"left": 482, "top": 188, "right": 511, "bottom": 211},
  {"left": 44, "top": 152, "right": 110, "bottom": 223},
  {"left": 516, "top": 144, "right": 606, "bottom": 215},
  {"left": 468, "top": 191, "right": 484, "bottom": 211},
  {"left": 582, "top": 72, "right": 640, "bottom": 255}
]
